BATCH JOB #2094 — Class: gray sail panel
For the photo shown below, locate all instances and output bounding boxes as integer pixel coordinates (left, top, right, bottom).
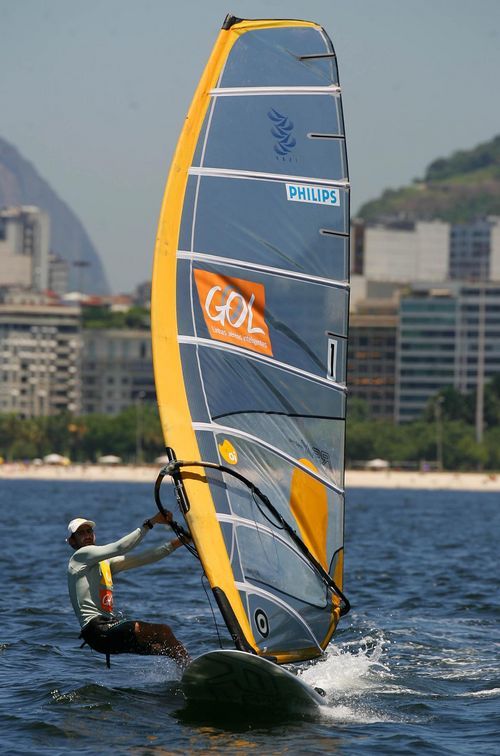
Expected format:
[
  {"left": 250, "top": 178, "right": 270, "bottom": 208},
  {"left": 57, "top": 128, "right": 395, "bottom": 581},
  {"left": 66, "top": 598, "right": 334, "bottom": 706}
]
[
  {"left": 217, "top": 413, "right": 345, "bottom": 491},
  {"left": 179, "top": 174, "right": 349, "bottom": 283},
  {"left": 218, "top": 26, "right": 339, "bottom": 88},
  {"left": 244, "top": 588, "right": 330, "bottom": 653},
  {"left": 178, "top": 259, "right": 348, "bottom": 380},
  {"left": 187, "top": 427, "right": 345, "bottom": 656},
  {"left": 194, "top": 430, "right": 345, "bottom": 572},
  {"left": 194, "top": 94, "right": 346, "bottom": 180},
  {"left": 166, "top": 20, "right": 350, "bottom": 660},
  {"left": 192, "top": 344, "right": 346, "bottom": 417},
  {"left": 178, "top": 341, "right": 345, "bottom": 487}
]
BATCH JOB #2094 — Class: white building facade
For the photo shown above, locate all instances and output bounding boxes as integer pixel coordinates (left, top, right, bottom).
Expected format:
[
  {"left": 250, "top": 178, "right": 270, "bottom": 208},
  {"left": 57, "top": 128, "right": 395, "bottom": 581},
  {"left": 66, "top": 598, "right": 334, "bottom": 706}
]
[
  {"left": 0, "top": 206, "right": 50, "bottom": 291},
  {"left": 364, "top": 221, "right": 449, "bottom": 283},
  {"left": 0, "top": 294, "right": 82, "bottom": 417},
  {"left": 81, "top": 329, "right": 155, "bottom": 415}
]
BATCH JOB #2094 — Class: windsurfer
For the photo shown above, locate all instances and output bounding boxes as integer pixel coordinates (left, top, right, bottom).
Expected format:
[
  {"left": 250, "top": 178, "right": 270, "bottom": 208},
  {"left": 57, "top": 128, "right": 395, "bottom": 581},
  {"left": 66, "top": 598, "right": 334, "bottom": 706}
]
[{"left": 67, "top": 513, "right": 190, "bottom": 667}]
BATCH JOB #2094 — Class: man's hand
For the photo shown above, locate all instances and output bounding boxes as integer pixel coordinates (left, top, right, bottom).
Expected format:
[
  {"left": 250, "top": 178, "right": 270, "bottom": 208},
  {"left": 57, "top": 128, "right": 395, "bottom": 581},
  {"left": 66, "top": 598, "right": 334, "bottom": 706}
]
[
  {"left": 150, "top": 511, "right": 173, "bottom": 526},
  {"left": 173, "top": 532, "right": 193, "bottom": 549}
]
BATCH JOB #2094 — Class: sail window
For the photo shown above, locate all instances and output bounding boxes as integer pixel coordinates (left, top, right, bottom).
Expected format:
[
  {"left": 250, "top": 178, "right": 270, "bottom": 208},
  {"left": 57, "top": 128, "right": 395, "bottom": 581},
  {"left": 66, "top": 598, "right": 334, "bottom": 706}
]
[{"left": 327, "top": 338, "right": 338, "bottom": 381}]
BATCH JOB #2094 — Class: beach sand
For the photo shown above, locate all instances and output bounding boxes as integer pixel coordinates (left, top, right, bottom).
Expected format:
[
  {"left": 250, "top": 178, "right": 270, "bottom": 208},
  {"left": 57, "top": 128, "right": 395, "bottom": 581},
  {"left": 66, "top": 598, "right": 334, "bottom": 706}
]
[
  {"left": 345, "top": 469, "right": 500, "bottom": 491},
  {"left": 0, "top": 463, "right": 499, "bottom": 491},
  {"left": 0, "top": 462, "right": 156, "bottom": 483}
]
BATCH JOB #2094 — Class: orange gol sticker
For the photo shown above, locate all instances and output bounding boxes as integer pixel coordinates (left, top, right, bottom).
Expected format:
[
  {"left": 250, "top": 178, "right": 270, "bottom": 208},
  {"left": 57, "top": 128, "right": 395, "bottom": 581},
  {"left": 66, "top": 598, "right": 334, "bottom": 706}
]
[
  {"left": 219, "top": 439, "right": 238, "bottom": 465},
  {"left": 194, "top": 270, "right": 273, "bottom": 356}
]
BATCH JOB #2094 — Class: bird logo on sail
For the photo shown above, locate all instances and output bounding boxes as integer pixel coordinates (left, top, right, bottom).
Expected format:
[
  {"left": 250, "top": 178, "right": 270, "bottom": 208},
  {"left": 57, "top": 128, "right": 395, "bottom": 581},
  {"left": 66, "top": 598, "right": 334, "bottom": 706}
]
[
  {"left": 194, "top": 270, "right": 273, "bottom": 356},
  {"left": 268, "top": 108, "right": 296, "bottom": 156}
]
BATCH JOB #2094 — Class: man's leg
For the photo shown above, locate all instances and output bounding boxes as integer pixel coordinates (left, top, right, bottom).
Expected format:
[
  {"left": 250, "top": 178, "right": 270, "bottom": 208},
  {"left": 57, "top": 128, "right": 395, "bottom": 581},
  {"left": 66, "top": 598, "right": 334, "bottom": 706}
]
[{"left": 133, "top": 621, "right": 191, "bottom": 667}]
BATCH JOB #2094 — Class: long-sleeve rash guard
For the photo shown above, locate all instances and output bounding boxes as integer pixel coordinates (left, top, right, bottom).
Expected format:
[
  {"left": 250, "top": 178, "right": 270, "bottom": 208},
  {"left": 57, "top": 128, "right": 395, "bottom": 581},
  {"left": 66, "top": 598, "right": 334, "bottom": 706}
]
[{"left": 67, "top": 526, "right": 178, "bottom": 628}]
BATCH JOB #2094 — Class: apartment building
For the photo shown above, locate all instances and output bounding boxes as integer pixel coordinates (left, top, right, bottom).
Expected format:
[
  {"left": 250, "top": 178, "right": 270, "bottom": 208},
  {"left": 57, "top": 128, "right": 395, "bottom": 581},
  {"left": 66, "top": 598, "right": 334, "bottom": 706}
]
[
  {"left": 0, "top": 206, "right": 50, "bottom": 291},
  {"left": 363, "top": 220, "right": 449, "bottom": 283},
  {"left": 0, "top": 291, "right": 81, "bottom": 417},
  {"left": 395, "top": 283, "right": 500, "bottom": 422},
  {"left": 357, "top": 216, "right": 500, "bottom": 284},
  {"left": 348, "top": 299, "right": 398, "bottom": 419},
  {"left": 81, "top": 329, "right": 155, "bottom": 415}
]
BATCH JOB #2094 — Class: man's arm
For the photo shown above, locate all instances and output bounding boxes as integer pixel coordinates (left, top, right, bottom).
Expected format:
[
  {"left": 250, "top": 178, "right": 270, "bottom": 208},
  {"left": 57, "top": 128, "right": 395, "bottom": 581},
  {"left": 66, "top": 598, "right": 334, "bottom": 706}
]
[
  {"left": 109, "top": 537, "right": 184, "bottom": 573},
  {"left": 71, "top": 512, "right": 173, "bottom": 568},
  {"left": 71, "top": 527, "right": 146, "bottom": 567}
]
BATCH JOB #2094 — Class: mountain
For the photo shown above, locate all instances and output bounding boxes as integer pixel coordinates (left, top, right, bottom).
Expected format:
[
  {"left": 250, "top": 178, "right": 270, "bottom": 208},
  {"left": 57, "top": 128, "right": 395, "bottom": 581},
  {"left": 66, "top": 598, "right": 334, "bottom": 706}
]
[
  {"left": 358, "top": 134, "right": 500, "bottom": 224},
  {"left": 0, "top": 137, "right": 110, "bottom": 294}
]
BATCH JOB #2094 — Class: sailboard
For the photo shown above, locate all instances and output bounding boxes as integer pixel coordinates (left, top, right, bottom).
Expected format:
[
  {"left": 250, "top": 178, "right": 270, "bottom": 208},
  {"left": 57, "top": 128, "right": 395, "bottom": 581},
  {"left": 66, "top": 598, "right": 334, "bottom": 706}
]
[
  {"left": 151, "top": 14, "right": 350, "bottom": 708},
  {"left": 181, "top": 650, "right": 325, "bottom": 712}
]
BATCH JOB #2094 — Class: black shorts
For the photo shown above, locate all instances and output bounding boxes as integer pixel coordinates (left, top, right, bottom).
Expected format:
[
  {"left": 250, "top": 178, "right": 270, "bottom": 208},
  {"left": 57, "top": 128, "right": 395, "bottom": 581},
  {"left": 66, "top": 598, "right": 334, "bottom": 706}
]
[{"left": 81, "top": 615, "right": 143, "bottom": 655}]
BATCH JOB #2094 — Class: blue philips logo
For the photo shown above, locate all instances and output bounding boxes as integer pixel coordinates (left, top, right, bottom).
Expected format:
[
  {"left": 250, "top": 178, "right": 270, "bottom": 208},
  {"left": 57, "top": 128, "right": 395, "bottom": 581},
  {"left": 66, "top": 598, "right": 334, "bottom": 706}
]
[
  {"left": 286, "top": 183, "right": 340, "bottom": 207},
  {"left": 267, "top": 109, "right": 296, "bottom": 156}
]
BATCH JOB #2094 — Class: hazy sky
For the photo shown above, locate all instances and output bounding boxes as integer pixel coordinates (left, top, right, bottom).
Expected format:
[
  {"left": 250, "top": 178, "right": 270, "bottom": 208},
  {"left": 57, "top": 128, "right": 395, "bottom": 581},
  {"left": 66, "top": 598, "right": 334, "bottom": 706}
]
[{"left": 2, "top": 0, "right": 500, "bottom": 293}]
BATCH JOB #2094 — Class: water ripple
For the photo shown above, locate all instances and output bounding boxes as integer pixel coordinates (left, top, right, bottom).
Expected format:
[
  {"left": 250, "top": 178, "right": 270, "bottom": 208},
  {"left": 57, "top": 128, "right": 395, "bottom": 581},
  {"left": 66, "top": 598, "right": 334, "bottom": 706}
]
[{"left": 0, "top": 481, "right": 498, "bottom": 754}]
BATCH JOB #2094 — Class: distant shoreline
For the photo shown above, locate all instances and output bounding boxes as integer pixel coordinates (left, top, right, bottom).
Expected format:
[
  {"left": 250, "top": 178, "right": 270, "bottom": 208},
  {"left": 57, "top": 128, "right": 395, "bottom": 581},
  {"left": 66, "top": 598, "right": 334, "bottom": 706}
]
[
  {"left": 345, "top": 469, "right": 500, "bottom": 491},
  {"left": 0, "top": 462, "right": 156, "bottom": 483},
  {"left": 0, "top": 462, "right": 499, "bottom": 491}
]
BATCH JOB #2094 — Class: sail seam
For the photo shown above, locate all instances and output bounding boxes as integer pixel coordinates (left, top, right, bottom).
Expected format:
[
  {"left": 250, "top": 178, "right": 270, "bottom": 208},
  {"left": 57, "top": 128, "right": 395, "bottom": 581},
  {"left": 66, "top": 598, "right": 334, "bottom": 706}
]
[
  {"left": 190, "top": 94, "right": 218, "bottom": 424},
  {"left": 178, "top": 251, "right": 349, "bottom": 289},
  {"left": 191, "top": 420, "right": 344, "bottom": 494},
  {"left": 209, "top": 85, "right": 341, "bottom": 96},
  {"left": 178, "top": 335, "right": 347, "bottom": 392},
  {"left": 212, "top": 410, "right": 345, "bottom": 422},
  {"left": 218, "top": 513, "right": 286, "bottom": 540},
  {"left": 188, "top": 166, "right": 349, "bottom": 187}
]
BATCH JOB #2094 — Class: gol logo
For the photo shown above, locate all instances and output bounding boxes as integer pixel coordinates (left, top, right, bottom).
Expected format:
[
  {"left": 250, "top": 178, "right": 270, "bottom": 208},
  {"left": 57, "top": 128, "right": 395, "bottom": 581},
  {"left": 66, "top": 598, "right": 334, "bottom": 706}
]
[
  {"left": 194, "top": 270, "right": 273, "bottom": 356},
  {"left": 219, "top": 439, "right": 238, "bottom": 465}
]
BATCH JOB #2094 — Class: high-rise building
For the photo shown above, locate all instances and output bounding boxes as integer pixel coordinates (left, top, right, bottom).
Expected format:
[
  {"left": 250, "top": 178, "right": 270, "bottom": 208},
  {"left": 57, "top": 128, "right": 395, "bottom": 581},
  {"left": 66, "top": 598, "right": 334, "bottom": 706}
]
[
  {"left": 48, "top": 253, "right": 69, "bottom": 295},
  {"left": 0, "top": 291, "right": 81, "bottom": 417},
  {"left": 357, "top": 216, "right": 500, "bottom": 284},
  {"left": 448, "top": 217, "right": 500, "bottom": 281},
  {"left": 0, "top": 206, "right": 50, "bottom": 291},
  {"left": 395, "top": 288, "right": 457, "bottom": 422},
  {"left": 363, "top": 220, "right": 449, "bottom": 283},
  {"left": 395, "top": 283, "right": 500, "bottom": 422},
  {"left": 81, "top": 329, "right": 155, "bottom": 415},
  {"left": 348, "top": 299, "right": 398, "bottom": 419}
]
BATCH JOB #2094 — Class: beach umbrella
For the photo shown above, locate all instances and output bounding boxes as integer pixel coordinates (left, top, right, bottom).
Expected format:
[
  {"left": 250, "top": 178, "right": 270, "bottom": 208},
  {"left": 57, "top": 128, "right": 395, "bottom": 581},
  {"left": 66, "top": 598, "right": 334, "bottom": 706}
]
[
  {"left": 43, "top": 453, "right": 70, "bottom": 465},
  {"left": 365, "top": 458, "right": 390, "bottom": 470},
  {"left": 154, "top": 455, "right": 170, "bottom": 465},
  {"left": 97, "top": 455, "right": 122, "bottom": 465}
]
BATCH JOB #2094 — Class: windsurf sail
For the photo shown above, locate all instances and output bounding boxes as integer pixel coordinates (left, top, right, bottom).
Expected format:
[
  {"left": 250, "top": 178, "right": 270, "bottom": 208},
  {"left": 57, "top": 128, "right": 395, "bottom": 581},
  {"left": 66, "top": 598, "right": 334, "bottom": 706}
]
[{"left": 152, "top": 15, "right": 350, "bottom": 664}]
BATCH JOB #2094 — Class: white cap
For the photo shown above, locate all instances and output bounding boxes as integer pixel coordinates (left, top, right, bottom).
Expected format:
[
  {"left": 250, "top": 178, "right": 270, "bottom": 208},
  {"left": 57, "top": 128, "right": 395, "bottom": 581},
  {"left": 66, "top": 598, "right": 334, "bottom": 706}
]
[{"left": 67, "top": 518, "right": 96, "bottom": 538}]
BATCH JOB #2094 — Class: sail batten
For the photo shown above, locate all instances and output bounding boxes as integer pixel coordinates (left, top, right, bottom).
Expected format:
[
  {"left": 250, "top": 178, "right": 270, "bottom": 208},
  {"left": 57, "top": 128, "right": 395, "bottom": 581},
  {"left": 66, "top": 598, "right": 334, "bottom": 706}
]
[
  {"left": 209, "top": 85, "right": 342, "bottom": 95},
  {"left": 178, "top": 336, "right": 348, "bottom": 391},
  {"left": 188, "top": 166, "right": 349, "bottom": 186},
  {"left": 152, "top": 16, "right": 349, "bottom": 664},
  {"left": 178, "top": 251, "right": 350, "bottom": 288}
]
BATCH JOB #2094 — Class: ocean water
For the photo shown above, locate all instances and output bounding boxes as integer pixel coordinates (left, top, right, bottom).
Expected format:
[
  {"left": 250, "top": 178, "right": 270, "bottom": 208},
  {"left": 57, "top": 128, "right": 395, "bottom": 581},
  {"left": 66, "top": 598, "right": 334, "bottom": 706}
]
[{"left": 0, "top": 479, "right": 498, "bottom": 754}]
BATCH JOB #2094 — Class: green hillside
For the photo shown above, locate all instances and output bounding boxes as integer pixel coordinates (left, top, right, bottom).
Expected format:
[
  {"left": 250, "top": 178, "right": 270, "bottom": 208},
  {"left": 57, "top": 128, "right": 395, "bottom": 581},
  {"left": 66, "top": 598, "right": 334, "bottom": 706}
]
[{"left": 358, "top": 134, "right": 500, "bottom": 223}]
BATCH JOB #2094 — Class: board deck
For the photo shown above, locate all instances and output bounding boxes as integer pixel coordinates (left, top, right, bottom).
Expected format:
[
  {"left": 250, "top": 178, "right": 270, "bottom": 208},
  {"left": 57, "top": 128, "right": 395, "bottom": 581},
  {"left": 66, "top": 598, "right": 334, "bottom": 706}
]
[{"left": 181, "top": 650, "right": 325, "bottom": 712}]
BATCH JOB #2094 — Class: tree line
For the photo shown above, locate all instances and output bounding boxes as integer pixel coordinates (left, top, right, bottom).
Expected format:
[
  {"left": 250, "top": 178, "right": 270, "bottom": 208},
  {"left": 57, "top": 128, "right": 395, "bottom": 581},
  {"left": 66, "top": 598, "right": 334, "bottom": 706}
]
[
  {"left": 347, "top": 376, "right": 500, "bottom": 471},
  {"left": 2, "top": 378, "right": 500, "bottom": 470},
  {"left": 0, "top": 404, "right": 164, "bottom": 464}
]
